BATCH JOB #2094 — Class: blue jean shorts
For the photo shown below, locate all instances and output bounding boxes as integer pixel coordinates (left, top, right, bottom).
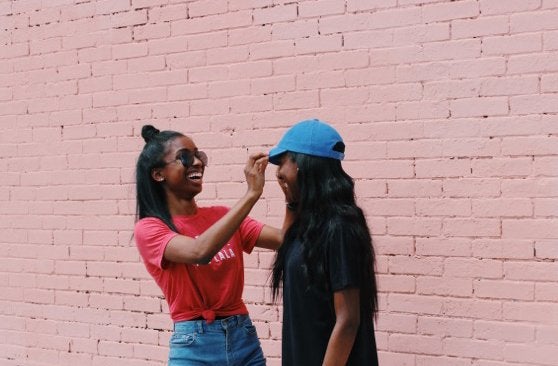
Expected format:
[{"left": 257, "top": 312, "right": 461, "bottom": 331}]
[{"left": 169, "top": 314, "right": 266, "bottom": 366}]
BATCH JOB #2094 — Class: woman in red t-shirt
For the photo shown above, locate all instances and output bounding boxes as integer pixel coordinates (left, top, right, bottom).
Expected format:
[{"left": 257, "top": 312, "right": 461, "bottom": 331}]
[{"left": 134, "top": 125, "right": 290, "bottom": 366}]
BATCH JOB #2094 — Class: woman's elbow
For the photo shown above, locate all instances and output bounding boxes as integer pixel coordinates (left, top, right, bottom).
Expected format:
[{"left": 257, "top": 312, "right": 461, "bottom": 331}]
[
  {"left": 346, "top": 318, "right": 361, "bottom": 334},
  {"left": 192, "top": 246, "right": 213, "bottom": 264},
  {"left": 339, "top": 314, "right": 361, "bottom": 335},
  {"left": 195, "top": 254, "right": 212, "bottom": 265}
]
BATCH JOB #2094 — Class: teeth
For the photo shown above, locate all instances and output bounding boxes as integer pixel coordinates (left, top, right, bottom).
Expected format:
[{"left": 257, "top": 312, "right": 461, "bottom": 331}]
[{"left": 188, "top": 173, "right": 202, "bottom": 179}]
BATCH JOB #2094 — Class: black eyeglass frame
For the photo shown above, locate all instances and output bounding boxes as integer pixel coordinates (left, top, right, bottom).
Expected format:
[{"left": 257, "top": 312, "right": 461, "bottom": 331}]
[{"left": 163, "top": 149, "right": 208, "bottom": 168}]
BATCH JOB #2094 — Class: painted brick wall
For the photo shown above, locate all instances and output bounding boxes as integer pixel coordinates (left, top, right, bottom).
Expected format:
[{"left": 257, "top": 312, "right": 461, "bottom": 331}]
[{"left": 1, "top": 0, "right": 557, "bottom": 365}]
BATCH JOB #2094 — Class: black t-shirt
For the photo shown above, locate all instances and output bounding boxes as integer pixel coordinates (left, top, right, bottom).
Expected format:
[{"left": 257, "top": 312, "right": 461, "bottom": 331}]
[{"left": 281, "top": 233, "right": 379, "bottom": 366}]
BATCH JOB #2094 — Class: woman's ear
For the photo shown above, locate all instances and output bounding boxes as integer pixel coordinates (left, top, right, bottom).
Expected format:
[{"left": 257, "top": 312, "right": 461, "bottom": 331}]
[{"left": 151, "top": 168, "right": 165, "bottom": 182}]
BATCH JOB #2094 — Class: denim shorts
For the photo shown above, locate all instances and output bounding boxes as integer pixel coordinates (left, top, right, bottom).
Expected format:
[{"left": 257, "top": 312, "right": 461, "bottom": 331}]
[{"left": 169, "top": 314, "right": 266, "bottom": 366}]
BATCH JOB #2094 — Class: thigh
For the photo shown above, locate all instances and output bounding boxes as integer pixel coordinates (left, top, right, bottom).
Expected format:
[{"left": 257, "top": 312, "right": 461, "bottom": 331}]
[
  {"left": 169, "top": 328, "right": 227, "bottom": 366},
  {"left": 229, "top": 316, "right": 266, "bottom": 366}
]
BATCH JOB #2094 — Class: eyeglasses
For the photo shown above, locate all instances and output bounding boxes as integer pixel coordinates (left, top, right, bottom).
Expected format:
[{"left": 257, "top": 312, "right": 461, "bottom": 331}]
[{"left": 165, "top": 149, "right": 208, "bottom": 168}]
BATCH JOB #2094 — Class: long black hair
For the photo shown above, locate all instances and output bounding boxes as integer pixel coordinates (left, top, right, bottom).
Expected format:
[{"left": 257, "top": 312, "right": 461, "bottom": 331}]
[
  {"left": 271, "top": 152, "right": 378, "bottom": 319},
  {"left": 135, "top": 125, "right": 184, "bottom": 232}
]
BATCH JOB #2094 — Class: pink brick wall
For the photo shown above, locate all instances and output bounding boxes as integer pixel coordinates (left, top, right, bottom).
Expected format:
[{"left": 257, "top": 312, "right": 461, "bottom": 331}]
[{"left": 1, "top": 0, "right": 557, "bottom": 365}]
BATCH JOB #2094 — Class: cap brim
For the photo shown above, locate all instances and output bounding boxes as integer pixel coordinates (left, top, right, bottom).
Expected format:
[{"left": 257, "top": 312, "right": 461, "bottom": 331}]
[{"left": 268, "top": 146, "right": 287, "bottom": 165}]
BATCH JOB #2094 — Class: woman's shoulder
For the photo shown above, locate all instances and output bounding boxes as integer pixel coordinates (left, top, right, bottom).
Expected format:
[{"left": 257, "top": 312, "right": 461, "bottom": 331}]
[
  {"left": 328, "top": 206, "right": 365, "bottom": 225},
  {"left": 135, "top": 216, "right": 165, "bottom": 228},
  {"left": 134, "top": 216, "right": 174, "bottom": 244},
  {"left": 323, "top": 212, "right": 367, "bottom": 242},
  {"left": 134, "top": 216, "right": 170, "bottom": 234},
  {"left": 325, "top": 213, "right": 352, "bottom": 227}
]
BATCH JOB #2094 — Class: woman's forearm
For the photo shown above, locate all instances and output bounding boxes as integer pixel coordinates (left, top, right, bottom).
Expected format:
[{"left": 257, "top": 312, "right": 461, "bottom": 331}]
[
  {"left": 322, "top": 288, "right": 362, "bottom": 366},
  {"left": 322, "top": 319, "right": 359, "bottom": 366}
]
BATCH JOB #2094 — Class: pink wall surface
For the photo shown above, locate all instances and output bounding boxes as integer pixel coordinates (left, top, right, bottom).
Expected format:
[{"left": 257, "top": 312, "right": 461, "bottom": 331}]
[{"left": 1, "top": 0, "right": 557, "bottom": 365}]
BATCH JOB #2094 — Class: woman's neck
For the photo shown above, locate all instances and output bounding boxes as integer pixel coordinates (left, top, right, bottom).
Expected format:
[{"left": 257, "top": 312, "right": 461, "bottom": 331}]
[{"left": 167, "top": 196, "right": 198, "bottom": 216}]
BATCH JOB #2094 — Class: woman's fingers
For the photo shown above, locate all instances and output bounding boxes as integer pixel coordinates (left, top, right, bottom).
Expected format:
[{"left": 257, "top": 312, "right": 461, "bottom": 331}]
[
  {"left": 248, "top": 152, "right": 267, "bottom": 165},
  {"left": 247, "top": 153, "right": 268, "bottom": 173},
  {"left": 255, "top": 156, "right": 268, "bottom": 173},
  {"left": 244, "top": 153, "right": 269, "bottom": 196}
]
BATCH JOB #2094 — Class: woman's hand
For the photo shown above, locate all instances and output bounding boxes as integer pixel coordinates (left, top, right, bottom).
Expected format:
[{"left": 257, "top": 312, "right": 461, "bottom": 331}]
[{"left": 244, "top": 152, "right": 268, "bottom": 200}]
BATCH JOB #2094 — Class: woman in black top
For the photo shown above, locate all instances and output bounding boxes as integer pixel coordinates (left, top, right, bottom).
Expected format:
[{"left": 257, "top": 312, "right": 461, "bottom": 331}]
[{"left": 268, "top": 119, "right": 379, "bottom": 366}]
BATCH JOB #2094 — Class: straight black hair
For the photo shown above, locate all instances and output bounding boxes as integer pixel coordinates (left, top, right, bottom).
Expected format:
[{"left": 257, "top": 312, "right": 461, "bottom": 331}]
[
  {"left": 135, "top": 125, "right": 184, "bottom": 232},
  {"left": 271, "top": 152, "right": 378, "bottom": 319}
]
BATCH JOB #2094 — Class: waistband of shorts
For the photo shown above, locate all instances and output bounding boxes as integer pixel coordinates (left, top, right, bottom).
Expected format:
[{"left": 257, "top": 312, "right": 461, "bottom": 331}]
[{"left": 173, "top": 314, "right": 250, "bottom": 333}]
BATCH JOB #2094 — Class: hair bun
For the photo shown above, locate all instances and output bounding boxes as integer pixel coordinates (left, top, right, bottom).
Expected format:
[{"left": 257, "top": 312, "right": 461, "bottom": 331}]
[{"left": 141, "top": 125, "right": 160, "bottom": 143}]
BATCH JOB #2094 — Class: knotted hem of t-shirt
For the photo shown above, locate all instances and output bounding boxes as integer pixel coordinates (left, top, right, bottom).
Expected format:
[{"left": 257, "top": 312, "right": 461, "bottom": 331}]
[
  {"left": 201, "top": 309, "right": 216, "bottom": 324},
  {"left": 183, "top": 303, "right": 248, "bottom": 324}
]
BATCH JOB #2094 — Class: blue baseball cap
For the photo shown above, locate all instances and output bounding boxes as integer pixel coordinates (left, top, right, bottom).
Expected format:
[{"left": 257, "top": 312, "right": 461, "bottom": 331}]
[{"left": 268, "top": 119, "right": 345, "bottom": 165}]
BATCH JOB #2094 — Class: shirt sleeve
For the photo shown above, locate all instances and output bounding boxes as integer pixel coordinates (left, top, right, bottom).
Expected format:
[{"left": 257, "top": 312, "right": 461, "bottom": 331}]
[
  {"left": 238, "top": 215, "right": 265, "bottom": 254},
  {"left": 134, "top": 218, "right": 178, "bottom": 270},
  {"left": 327, "top": 223, "right": 362, "bottom": 292}
]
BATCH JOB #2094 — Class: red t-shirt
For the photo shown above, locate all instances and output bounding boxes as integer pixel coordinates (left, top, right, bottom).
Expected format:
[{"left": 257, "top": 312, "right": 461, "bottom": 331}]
[{"left": 134, "top": 206, "right": 264, "bottom": 323}]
